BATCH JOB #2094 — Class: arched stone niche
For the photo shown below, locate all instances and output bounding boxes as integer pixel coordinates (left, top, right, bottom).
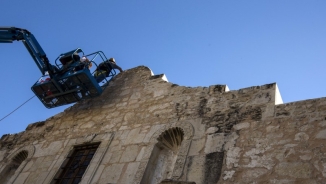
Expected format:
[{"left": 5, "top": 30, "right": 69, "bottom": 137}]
[
  {"left": 0, "top": 145, "right": 35, "bottom": 184},
  {"left": 134, "top": 121, "right": 194, "bottom": 184}
]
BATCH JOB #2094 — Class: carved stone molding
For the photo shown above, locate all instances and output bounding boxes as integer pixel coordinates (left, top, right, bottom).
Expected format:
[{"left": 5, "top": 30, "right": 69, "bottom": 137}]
[
  {"left": 84, "top": 133, "right": 97, "bottom": 143},
  {"left": 133, "top": 161, "right": 149, "bottom": 184},
  {"left": 158, "top": 127, "right": 184, "bottom": 152},
  {"left": 76, "top": 133, "right": 98, "bottom": 144},
  {"left": 178, "top": 140, "right": 191, "bottom": 156},
  {"left": 150, "top": 121, "right": 194, "bottom": 143},
  {"left": 140, "top": 145, "right": 155, "bottom": 162},
  {"left": 133, "top": 121, "right": 195, "bottom": 184},
  {"left": 172, "top": 155, "right": 187, "bottom": 179},
  {"left": 7, "top": 145, "right": 35, "bottom": 161}
]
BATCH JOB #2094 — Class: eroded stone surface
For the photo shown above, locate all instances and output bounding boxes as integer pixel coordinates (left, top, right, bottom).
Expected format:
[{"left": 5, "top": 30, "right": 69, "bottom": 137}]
[{"left": 1, "top": 66, "right": 326, "bottom": 184}]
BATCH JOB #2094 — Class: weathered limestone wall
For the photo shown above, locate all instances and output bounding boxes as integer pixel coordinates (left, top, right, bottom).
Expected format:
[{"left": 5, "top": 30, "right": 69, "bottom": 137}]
[
  {"left": 211, "top": 97, "right": 326, "bottom": 184},
  {"left": 220, "top": 98, "right": 326, "bottom": 183},
  {"left": 0, "top": 66, "right": 325, "bottom": 184}
]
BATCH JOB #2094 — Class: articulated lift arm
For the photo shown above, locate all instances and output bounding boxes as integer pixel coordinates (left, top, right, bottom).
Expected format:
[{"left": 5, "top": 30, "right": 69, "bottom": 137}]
[
  {"left": 0, "top": 27, "right": 115, "bottom": 108},
  {"left": 0, "top": 27, "right": 54, "bottom": 77}
]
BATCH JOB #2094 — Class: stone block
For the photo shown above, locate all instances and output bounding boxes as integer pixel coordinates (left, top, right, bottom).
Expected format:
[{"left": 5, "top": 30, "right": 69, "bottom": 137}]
[
  {"left": 116, "top": 102, "right": 128, "bottom": 107},
  {"left": 24, "top": 171, "right": 38, "bottom": 183},
  {"left": 266, "top": 125, "right": 280, "bottom": 132},
  {"left": 109, "top": 150, "right": 123, "bottom": 164},
  {"left": 120, "top": 145, "right": 140, "bottom": 162},
  {"left": 188, "top": 138, "right": 205, "bottom": 156},
  {"left": 315, "top": 129, "right": 326, "bottom": 139},
  {"left": 188, "top": 119, "right": 204, "bottom": 139},
  {"left": 205, "top": 127, "right": 218, "bottom": 134},
  {"left": 240, "top": 168, "right": 268, "bottom": 180},
  {"left": 233, "top": 122, "right": 250, "bottom": 130},
  {"left": 37, "top": 160, "right": 52, "bottom": 172},
  {"left": 299, "top": 154, "right": 312, "bottom": 161},
  {"left": 47, "top": 158, "right": 58, "bottom": 172},
  {"left": 22, "top": 159, "right": 34, "bottom": 172},
  {"left": 140, "top": 145, "right": 154, "bottom": 161},
  {"left": 148, "top": 103, "right": 171, "bottom": 113},
  {"left": 204, "top": 133, "right": 225, "bottom": 154},
  {"left": 263, "top": 104, "right": 275, "bottom": 118},
  {"left": 275, "top": 162, "right": 312, "bottom": 178},
  {"left": 33, "top": 171, "right": 49, "bottom": 184},
  {"left": 130, "top": 91, "right": 141, "bottom": 100},
  {"left": 269, "top": 178, "right": 296, "bottom": 184},
  {"left": 92, "top": 147, "right": 106, "bottom": 163},
  {"left": 0, "top": 150, "right": 7, "bottom": 162},
  {"left": 98, "top": 163, "right": 124, "bottom": 183},
  {"left": 28, "top": 157, "right": 44, "bottom": 172},
  {"left": 223, "top": 170, "right": 235, "bottom": 180},
  {"left": 117, "top": 130, "right": 131, "bottom": 141},
  {"left": 136, "top": 146, "right": 146, "bottom": 161},
  {"left": 226, "top": 147, "right": 241, "bottom": 169},
  {"left": 143, "top": 125, "right": 164, "bottom": 143},
  {"left": 294, "top": 132, "right": 309, "bottom": 141},
  {"left": 172, "top": 155, "right": 187, "bottom": 178},
  {"left": 244, "top": 149, "right": 275, "bottom": 170},
  {"left": 102, "top": 152, "right": 113, "bottom": 165},
  {"left": 118, "top": 162, "right": 140, "bottom": 184},
  {"left": 186, "top": 156, "right": 205, "bottom": 184},
  {"left": 124, "top": 128, "right": 146, "bottom": 145},
  {"left": 34, "top": 141, "right": 63, "bottom": 157},
  {"left": 88, "top": 164, "right": 105, "bottom": 183},
  {"left": 13, "top": 172, "right": 29, "bottom": 184}
]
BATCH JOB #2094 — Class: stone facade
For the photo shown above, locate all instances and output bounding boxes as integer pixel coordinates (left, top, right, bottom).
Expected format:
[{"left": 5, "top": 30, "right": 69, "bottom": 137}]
[{"left": 0, "top": 66, "right": 326, "bottom": 183}]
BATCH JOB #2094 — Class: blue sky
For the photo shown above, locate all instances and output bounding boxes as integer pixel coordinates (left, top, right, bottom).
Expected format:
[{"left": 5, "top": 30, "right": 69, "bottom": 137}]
[{"left": 1, "top": 0, "right": 326, "bottom": 136}]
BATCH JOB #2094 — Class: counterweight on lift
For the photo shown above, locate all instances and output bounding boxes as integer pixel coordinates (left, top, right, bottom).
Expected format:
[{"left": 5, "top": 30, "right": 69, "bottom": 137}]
[{"left": 0, "top": 27, "right": 116, "bottom": 108}]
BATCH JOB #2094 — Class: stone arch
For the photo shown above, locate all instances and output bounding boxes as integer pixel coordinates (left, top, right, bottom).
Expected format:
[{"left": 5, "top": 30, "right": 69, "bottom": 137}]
[
  {"left": 0, "top": 145, "right": 35, "bottom": 184},
  {"left": 157, "top": 127, "right": 184, "bottom": 152},
  {"left": 11, "top": 150, "right": 28, "bottom": 167},
  {"left": 134, "top": 122, "right": 194, "bottom": 184},
  {"left": 6, "top": 145, "right": 35, "bottom": 161},
  {"left": 149, "top": 121, "right": 194, "bottom": 143}
]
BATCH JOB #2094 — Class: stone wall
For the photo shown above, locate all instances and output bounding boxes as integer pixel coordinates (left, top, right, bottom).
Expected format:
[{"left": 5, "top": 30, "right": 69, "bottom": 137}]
[
  {"left": 220, "top": 98, "right": 326, "bottom": 184},
  {"left": 0, "top": 66, "right": 325, "bottom": 184}
]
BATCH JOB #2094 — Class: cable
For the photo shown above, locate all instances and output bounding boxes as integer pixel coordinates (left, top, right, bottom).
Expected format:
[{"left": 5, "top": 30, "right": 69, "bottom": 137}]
[{"left": 0, "top": 95, "right": 36, "bottom": 122}]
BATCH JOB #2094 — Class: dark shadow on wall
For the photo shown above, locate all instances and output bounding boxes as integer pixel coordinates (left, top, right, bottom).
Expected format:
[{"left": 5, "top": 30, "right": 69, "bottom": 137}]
[{"left": 204, "top": 152, "right": 224, "bottom": 184}]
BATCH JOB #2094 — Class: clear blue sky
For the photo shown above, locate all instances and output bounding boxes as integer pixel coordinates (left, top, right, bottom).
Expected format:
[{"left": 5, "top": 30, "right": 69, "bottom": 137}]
[{"left": 1, "top": 0, "right": 326, "bottom": 136}]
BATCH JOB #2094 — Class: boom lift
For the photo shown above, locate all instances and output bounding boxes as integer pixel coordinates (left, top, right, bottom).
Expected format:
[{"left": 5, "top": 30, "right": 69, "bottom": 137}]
[{"left": 0, "top": 27, "right": 116, "bottom": 108}]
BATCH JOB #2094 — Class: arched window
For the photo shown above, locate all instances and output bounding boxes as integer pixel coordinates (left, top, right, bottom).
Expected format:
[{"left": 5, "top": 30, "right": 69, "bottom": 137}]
[
  {"left": 0, "top": 150, "right": 28, "bottom": 184},
  {"left": 141, "top": 127, "right": 184, "bottom": 184}
]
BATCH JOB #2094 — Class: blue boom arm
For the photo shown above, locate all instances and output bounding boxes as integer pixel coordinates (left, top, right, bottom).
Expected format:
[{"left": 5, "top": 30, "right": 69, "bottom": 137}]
[
  {"left": 0, "top": 27, "right": 54, "bottom": 76},
  {"left": 0, "top": 26, "right": 116, "bottom": 108}
]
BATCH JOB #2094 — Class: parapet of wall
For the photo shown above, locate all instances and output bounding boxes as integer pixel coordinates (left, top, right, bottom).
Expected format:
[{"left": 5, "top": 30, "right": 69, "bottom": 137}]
[{"left": 0, "top": 66, "right": 325, "bottom": 184}]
